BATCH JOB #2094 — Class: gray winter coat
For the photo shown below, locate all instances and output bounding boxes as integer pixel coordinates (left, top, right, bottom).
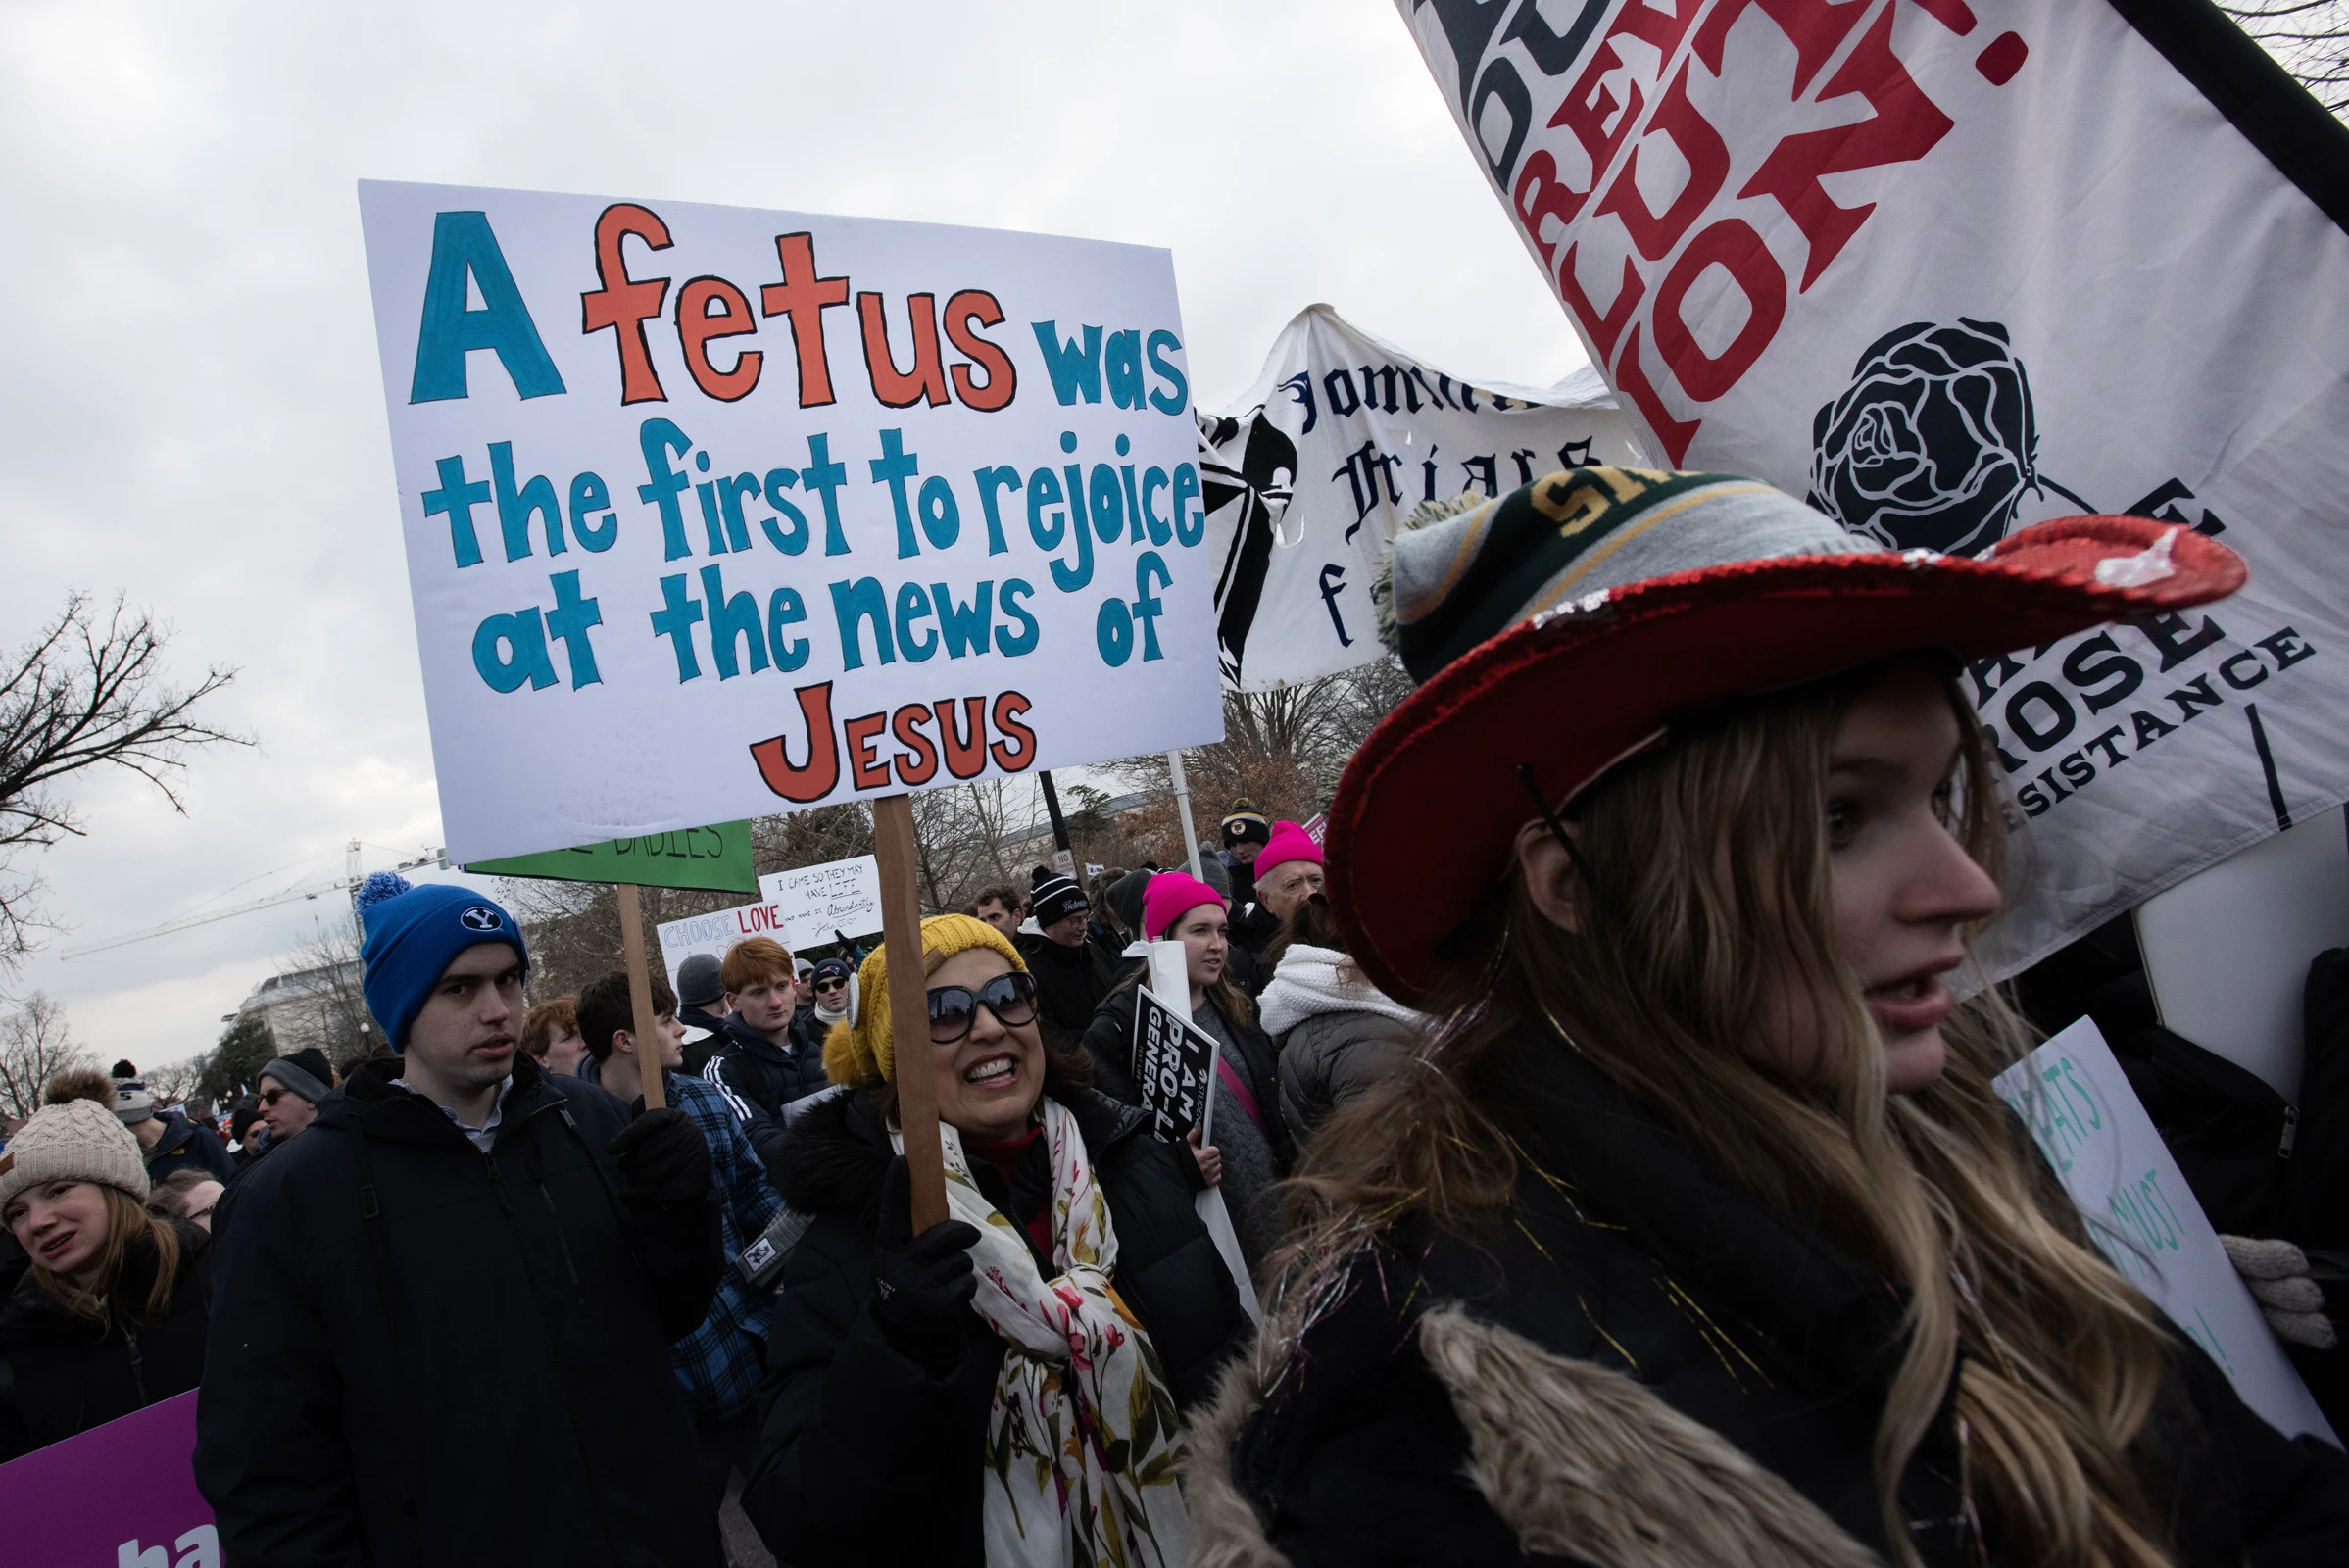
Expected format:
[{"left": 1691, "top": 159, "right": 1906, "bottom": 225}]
[{"left": 1275, "top": 1009, "right": 1418, "bottom": 1143}]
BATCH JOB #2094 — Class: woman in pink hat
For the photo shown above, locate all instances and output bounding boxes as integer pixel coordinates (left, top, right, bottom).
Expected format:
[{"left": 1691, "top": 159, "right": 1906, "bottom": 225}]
[
  {"left": 1080, "top": 871, "right": 1293, "bottom": 1281},
  {"left": 1188, "top": 468, "right": 2347, "bottom": 1565}
]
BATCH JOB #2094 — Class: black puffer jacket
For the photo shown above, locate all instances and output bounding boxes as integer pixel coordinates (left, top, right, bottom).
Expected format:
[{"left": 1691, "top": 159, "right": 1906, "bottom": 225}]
[
  {"left": 740, "top": 1085, "right": 1249, "bottom": 1567},
  {"left": 0, "top": 1218, "right": 210, "bottom": 1461},
  {"left": 195, "top": 1054, "right": 724, "bottom": 1568},
  {"left": 703, "top": 1012, "right": 827, "bottom": 1180},
  {"left": 1202, "top": 1029, "right": 2349, "bottom": 1567}
]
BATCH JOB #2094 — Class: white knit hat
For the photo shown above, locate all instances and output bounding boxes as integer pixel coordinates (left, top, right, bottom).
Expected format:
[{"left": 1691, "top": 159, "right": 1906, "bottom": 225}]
[
  {"left": 113, "top": 1078, "right": 157, "bottom": 1125},
  {"left": 0, "top": 1099, "right": 150, "bottom": 1215}
]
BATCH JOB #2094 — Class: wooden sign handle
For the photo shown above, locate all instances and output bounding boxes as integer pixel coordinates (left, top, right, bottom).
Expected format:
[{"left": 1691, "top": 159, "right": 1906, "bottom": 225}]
[
  {"left": 613, "top": 884, "right": 667, "bottom": 1111},
  {"left": 871, "top": 794, "right": 948, "bottom": 1233}
]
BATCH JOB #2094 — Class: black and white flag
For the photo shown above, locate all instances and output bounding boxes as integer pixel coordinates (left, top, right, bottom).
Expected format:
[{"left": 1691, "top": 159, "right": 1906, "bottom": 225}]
[{"left": 1199, "top": 304, "right": 1646, "bottom": 690}]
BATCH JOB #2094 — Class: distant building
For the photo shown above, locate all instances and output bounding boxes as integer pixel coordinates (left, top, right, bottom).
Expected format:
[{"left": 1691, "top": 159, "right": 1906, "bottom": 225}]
[
  {"left": 999, "top": 790, "right": 1155, "bottom": 860},
  {"left": 235, "top": 958, "right": 373, "bottom": 1061}
]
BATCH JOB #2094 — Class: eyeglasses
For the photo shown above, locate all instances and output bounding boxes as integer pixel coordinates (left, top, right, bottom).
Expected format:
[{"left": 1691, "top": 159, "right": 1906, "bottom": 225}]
[
  {"left": 260, "top": 1089, "right": 288, "bottom": 1106},
  {"left": 813, "top": 978, "right": 849, "bottom": 994},
  {"left": 926, "top": 971, "right": 1039, "bottom": 1045}
]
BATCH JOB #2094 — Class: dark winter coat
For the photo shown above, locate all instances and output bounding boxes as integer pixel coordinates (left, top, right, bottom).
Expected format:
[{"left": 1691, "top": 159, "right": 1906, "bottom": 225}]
[
  {"left": 740, "top": 1084, "right": 1251, "bottom": 1567},
  {"left": 195, "top": 1054, "right": 725, "bottom": 1568},
  {"left": 1086, "top": 917, "right": 1126, "bottom": 971},
  {"left": 678, "top": 1002, "right": 729, "bottom": 1077},
  {"left": 1014, "top": 929, "right": 1120, "bottom": 1055},
  {"left": 702, "top": 1012, "right": 827, "bottom": 1181},
  {"left": 1195, "top": 1027, "right": 2349, "bottom": 1567},
  {"left": 140, "top": 1108, "right": 236, "bottom": 1184},
  {"left": 0, "top": 1218, "right": 210, "bottom": 1461}
]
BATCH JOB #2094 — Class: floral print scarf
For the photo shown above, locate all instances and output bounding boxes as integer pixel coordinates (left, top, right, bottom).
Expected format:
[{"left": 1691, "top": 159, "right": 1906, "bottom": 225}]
[{"left": 900, "top": 1098, "right": 1189, "bottom": 1567}]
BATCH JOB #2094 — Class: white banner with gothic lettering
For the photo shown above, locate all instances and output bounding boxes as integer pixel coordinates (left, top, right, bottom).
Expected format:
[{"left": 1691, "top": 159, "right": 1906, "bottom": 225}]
[
  {"left": 1199, "top": 304, "right": 1645, "bottom": 690},
  {"left": 1397, "top": 0, "right": 2349, "bottom": 972}
]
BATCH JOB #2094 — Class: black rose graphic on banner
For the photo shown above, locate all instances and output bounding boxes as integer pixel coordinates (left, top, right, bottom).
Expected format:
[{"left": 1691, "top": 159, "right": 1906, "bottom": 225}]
[{"left": 1807, "top": 318, "right": 2088, "bottom": 555}]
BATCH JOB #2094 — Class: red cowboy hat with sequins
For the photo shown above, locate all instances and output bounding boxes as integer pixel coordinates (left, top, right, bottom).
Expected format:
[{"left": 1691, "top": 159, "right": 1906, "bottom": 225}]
[{"left": 1330, "top": 467, "right": 2246, "bottom": 1007}]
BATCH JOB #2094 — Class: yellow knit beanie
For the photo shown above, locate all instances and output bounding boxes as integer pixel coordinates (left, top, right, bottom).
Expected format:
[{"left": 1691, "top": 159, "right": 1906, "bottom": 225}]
[{"left": 823, "top": 912, "right": 1029, "bottom": 1087}]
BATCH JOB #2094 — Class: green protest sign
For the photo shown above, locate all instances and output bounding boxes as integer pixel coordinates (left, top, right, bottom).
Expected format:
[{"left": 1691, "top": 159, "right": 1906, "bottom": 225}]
[{"left": 465, "top": 821, "right": 757, "bottom": 893}]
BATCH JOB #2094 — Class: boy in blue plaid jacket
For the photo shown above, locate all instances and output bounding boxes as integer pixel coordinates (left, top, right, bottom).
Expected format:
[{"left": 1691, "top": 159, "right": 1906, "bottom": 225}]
[{"left": 576, "top": 970, "right": 782, "bottom": 1513}]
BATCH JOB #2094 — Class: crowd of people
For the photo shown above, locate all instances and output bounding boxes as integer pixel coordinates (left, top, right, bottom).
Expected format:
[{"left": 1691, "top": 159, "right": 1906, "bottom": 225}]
[{"left": 2, "top": 465, "right": 2346, "bottom": 1563}]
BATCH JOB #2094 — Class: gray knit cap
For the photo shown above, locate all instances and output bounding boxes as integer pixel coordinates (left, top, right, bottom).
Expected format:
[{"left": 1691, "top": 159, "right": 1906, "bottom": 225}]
[
  {"left": 259, "top": 1055, "right": 331, "bottom": 1106},
  {"left": 0, "top": 1099, "right": 151, "bottom": 1215}
]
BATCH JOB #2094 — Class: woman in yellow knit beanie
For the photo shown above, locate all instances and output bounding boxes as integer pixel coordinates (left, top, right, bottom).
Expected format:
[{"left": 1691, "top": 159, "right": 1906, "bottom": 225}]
[
  {"left": 819, "top": 912, "right": 1020, "bottom": 1089},
  {"left": 744, "top": 912, "right": 1249, "bottom": 1567}
]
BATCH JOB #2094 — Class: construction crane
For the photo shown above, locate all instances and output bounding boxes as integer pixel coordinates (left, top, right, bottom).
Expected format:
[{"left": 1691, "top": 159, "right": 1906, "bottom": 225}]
[{"left": 59, "top": 840, "right": 444, "bottom": 960}]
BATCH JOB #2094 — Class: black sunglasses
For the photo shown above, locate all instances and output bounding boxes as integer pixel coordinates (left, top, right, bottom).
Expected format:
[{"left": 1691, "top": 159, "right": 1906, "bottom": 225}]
[{"left": 927, "top": 971, "right": 1039, "bottom": 1045}]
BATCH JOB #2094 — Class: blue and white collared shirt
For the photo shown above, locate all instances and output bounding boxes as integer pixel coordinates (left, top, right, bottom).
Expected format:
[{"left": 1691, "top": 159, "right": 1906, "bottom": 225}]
[{"left": 392, "top": 1074, "right": 514, "bottom": 1153}]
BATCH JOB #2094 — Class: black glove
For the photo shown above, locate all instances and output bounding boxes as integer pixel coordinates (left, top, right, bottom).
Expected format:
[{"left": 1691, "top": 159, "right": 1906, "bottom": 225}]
[
  {"left": 871, "top": 1156, "right": 980, "bottom": 1374},
  {"left": 608, "top": 1104, "right": 710, "bottom": 1211}
]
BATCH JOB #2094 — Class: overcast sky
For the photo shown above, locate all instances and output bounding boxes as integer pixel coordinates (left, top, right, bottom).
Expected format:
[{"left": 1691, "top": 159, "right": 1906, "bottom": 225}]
[{"left": 0, "top": 0, "right": 1586, "bottom": 1070}]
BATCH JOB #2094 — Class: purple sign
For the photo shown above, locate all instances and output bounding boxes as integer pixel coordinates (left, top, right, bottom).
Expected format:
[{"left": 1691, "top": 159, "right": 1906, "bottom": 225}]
[{"left": 0, "top": 1390, "right": 217, "bottom": 1565}]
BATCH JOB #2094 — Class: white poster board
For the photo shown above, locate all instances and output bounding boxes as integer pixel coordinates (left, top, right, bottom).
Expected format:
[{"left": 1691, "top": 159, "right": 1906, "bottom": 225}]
[
  {"left": 2136, "top": 805, "right": 2349, "bottom": 1103},
  {"left": 1993, "top": 1016, "right": 2335, "bottom": 1444},
  {"left": 1395, "top": 1, "right": 2349, "bottom": 978},
  {"left": 655, "top": 900, "right": 790, "bottom": 1001},
  {"left": 359, "top": 181, "right": 1223, "bottom": 862},
  {"left": 758, "top": 854, "right": 884, "bottom": 953}
]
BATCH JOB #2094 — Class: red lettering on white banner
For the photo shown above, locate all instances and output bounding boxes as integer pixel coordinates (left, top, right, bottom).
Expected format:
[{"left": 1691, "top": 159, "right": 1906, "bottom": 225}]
[{"left": 1472, "top": 0, "right": 2019, "bottom": 459}]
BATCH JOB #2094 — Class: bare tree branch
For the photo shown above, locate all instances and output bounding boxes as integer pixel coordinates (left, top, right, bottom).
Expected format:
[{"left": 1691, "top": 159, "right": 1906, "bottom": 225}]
[
  {"left": 2225, "top": 0, "right": 2349, "bottom": 113},
  {"left": 0, "top": 593, "right": 252, "bottom": 967},
  {"left": 145, "top": 1056, "right": 201, "bottom": 1108},
  {"left": 0, "top": 993, "right": 93, "bottom": 1122}
]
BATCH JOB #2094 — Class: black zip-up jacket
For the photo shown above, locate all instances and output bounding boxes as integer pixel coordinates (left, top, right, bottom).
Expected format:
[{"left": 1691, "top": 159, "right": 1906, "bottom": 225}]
[
  {"left": 739, "top": 1085, "right": 1250, "bottom": 1567},
  {"left": 0, "top": 1218, "right": 210, "bottom": 1461},
  {"left": 194, "top": 1054, "right": 724, "bottom": 1568},
  {"left": 678, "top": 1003, "right": 729, "bottom": 1077},
  {"left": 1013, "top": 930, "right": 1121, "bottom": 1055},
  {"left": 702, "top": 1012, "right": 826, "bottom": 1180}
]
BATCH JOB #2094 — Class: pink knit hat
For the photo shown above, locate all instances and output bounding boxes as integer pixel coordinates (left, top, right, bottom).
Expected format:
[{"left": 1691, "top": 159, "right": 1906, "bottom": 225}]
[
  {"left": 1255, "top": 820, "right": 1323, "bottom": 877},
  {"left": 1143, "top": 872, "right": 1226, "bottom": 941}
]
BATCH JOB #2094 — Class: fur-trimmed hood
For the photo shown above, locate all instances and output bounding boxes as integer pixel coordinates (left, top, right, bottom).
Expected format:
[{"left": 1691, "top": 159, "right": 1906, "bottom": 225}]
[{"left": 1183, "top": 1305, "right": 1884, "bottom": 1568}]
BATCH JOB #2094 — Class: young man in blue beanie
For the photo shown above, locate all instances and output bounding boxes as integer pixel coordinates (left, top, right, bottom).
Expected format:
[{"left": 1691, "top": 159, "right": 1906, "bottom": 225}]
[{"left": 195, "top": 874, "right": 725, "bottom": 1568}]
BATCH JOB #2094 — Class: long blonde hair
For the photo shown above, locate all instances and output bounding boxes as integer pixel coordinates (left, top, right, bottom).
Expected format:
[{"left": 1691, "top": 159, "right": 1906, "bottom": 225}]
[
  {"left": 28, "top": 1186, "right": 182, "bottom": 1327},
  {"left": 1279, "top": 662, "right": 2178, "bottom": 1567}
]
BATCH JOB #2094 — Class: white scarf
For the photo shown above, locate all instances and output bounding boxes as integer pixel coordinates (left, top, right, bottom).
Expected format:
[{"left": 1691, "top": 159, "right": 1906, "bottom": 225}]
[
  {"left": 1257, "top": 944, "right": 1430, "bottom": 1038},
  {"left": 896, "top": 1099, "right": 1189, "bottom": 1568}
]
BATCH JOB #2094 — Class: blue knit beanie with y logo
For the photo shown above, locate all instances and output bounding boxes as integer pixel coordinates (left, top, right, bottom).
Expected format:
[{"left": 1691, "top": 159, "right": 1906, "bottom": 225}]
[{"left": 356, "top": 872, "right": 529, "bottom": 1050}]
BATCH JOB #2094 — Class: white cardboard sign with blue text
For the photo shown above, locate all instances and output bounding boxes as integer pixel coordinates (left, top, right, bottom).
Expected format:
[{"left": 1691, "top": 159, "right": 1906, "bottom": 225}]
[
  {"left": 359, "top": 181, "right": 1222, "bottom": 863},
  {"left": 1992, "top": 1016, "right": 2334, "bottom": 1444}
]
